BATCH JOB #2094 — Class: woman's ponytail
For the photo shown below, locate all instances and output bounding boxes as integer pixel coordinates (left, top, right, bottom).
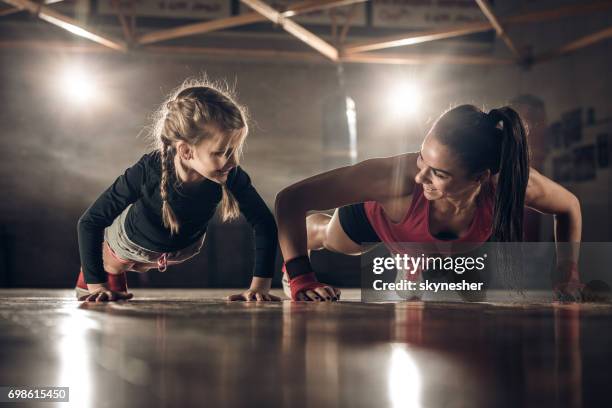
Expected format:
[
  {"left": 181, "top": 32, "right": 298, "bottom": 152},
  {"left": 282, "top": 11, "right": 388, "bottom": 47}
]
[{"left": 488, "top": 107, "right": 530, "bottom": 242}]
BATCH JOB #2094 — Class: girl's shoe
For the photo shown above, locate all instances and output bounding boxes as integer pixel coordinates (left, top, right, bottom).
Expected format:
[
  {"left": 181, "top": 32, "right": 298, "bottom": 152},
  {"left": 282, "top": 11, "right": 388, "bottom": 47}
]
[{"left": 75, "top": 269, "right": 128, "bottom": 299}]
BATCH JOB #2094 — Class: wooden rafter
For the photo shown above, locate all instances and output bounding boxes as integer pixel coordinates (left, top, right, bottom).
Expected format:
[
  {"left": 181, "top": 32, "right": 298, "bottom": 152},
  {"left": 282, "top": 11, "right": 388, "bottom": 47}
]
[
  {"left": 503, "top": 1, "right": 612, "bottom": 25},
  {"left": 475, "top": 0, "right": 521, "bottom": 59},
  {"left": 1, "top": 0, "right": 126, "bottom": 51},
  {"left": 536, "top": 25, "right": 612, "bottom": 62},
  {"left": 343, "top": 0, "right": 612, "bottom": 54},
  {"left": 138, "top": 0, "right": 367, "bottom": 46},
  {"left": 338, "top": 3, "right": 358, "bottom": 46},
  {"left": 281, "top": 0, "right": 365, "bottom": 17},
  {"left": 0, "top": 5, "right": 20, "bottom": 16},
  {"left": 344, "top": 22, "right": 491, "bottom": 54},
  {"left": 0, "top": 40, "right": 515, "bottom": 66},
  {"left": 241, "top": 0, "right": 339, "bottom": 61},
  {"left": 110, "top": 0, "right": 132, "bottom": 43},
  {"left": 138, "top": 13, "right": 262, "bottom": 45},
  {"left": 330, "top": 7, "right": 338, "bottom": 44},
  {"left": 342, "top": 52, "right": 513, "bottom": 66},
  {"left": 1, "top": 0, "right": 63, "bottom": 18},
  {"left": 3, "top": 1, "right": 609, "bottom": 66}
]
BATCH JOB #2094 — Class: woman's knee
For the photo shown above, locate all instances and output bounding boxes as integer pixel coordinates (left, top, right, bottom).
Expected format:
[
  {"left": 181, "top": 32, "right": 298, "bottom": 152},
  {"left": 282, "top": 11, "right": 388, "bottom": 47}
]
[
  {"left": 306, "top": 213, "right": 332, "bottom": 250},
  {"left": 322, "top": 210, "right": 365, "bottom": 255}
]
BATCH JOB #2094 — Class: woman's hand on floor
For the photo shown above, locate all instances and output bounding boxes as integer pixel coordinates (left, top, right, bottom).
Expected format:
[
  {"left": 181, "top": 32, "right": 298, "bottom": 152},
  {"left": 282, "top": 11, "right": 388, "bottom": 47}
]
[
  {"left": 79, "top": 288, "right": 134, "bottom": 302},
  {"left": 553, "top": 280, "right": 585, "bottom": 302},
  {"left": 296, "top": 285, "right": 340, "bottom": 302},
  {"left": 553, "top": 260, "right": 585, "bottom": 302}
]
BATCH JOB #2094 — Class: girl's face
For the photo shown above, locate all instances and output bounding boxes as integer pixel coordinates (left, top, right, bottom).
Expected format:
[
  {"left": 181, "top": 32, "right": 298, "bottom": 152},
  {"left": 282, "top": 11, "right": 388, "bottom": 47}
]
[
  {"left": 415, "top": 133, "right": 485, "bottom": 201},
  {"left": 179, "top": 125, "right": 244, "bottom": 184}
]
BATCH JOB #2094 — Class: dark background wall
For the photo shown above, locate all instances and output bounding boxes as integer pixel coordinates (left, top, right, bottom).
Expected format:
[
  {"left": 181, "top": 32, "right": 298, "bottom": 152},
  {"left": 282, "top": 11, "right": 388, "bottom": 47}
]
[{"left": 0, "top": 0, "right": 611, "bottom": 288}]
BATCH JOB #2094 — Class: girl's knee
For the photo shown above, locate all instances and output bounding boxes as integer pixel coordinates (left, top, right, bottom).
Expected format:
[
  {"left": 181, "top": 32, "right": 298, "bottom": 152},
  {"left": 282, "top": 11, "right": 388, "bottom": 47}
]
[
  {"left": 130, "top": 263, "right": 155, "bottom": 273},
  {"left": 102, "top": 242, "right": 133, "bottom": 274}
]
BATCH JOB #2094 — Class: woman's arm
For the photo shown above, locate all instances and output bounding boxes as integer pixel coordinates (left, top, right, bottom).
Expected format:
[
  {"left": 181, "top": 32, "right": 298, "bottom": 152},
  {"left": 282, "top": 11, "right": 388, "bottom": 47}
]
[
  {"left": 275, "top": 154, "right": 417, "bottom": 266},
  {"left": 524, "top": 168, "right": 583, "bottom": 298},
  {"left": 525, "top": 167, "right": 582, "bottom": 242}
]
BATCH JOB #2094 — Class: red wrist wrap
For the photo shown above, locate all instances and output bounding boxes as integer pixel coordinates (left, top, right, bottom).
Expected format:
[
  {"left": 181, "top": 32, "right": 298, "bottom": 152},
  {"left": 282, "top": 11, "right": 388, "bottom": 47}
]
[
  {"left": 108, "top": 272, "right": 128, "bottom": 292},
  {"left": 559, "top": 260, "right": 580, "bottom": 282},
  {"left": 288, "top": 272, "right": 326, "bottom": 300},
  {"left": 77, "top": 268, "right": 128, "bottom": 292}
]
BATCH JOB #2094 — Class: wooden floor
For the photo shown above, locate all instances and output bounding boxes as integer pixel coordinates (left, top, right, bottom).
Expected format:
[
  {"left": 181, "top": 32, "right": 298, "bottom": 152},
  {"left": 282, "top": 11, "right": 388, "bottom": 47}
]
[{"left": 0, "top": 289, "right": 611, "bottom": 408}]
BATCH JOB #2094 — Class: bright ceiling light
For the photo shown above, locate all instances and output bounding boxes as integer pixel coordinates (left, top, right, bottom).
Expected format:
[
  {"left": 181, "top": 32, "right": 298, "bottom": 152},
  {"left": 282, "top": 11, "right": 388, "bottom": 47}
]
[
  {"left": 59, "top": 66, "right": 97, "bottom": 104},
  {"left": 388, "top": 83, "right": 422, "bottom": 117}
]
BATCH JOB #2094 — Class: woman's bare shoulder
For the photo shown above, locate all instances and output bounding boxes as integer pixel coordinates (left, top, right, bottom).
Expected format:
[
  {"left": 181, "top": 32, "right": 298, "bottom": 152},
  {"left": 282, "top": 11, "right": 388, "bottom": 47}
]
[{"left": 366, "top": 152, "right": 418, "bottom": 199}]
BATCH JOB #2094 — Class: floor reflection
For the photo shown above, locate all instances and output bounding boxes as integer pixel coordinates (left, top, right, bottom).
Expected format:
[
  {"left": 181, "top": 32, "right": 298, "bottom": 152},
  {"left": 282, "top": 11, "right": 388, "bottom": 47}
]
[
  {"left": 388, "top": 344, "right": 421, "bottom": 408},
  {"left": 57, "top": 310, "right": 97, "bottom": 408},
  {"left": 0, "top": 289, "right": 611, "bottom": 408}
]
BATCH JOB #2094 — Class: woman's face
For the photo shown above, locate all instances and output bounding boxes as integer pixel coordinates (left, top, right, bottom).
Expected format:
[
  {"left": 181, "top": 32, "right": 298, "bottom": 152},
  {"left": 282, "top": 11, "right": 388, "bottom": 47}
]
[
  {"left": 179, "top": 125, "right": 244, "bottom": 184},
  {"left": 415, "top": 133, "right": 484, "bottom": 201}
]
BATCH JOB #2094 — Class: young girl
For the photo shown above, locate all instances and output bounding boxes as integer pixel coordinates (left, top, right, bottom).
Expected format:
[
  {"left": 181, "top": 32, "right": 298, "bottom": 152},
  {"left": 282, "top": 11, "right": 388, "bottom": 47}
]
[
  {"left": 76, "top": 81, "right": 280, "bottom": 302},
  {"left": 275, "top": 105, "right": 584, "bottom": 302}
]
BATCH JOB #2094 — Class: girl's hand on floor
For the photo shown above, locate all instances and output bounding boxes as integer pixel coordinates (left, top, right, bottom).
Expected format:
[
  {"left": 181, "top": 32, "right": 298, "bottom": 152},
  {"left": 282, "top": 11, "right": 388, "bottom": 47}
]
[
  {"left": 79, "top": 289, "right": 134, "bottom": 302},
  {"left": 226, "top": 288, "right": 281, "bottom": 302}
]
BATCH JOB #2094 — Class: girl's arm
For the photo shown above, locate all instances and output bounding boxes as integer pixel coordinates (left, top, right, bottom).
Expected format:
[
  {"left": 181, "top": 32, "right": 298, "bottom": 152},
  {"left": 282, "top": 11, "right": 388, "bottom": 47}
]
[
  {"left": 275, "top": 154, "right": 416, "bottom": 277},
  {"left": 77, "top": 154, "right": 147, "bottom": 290},
  {"left": 226, "top": 167, "right": 279, "bottom": 301},
  {"left": 524, "top": 168, "right": 583, "bottom": 298}
]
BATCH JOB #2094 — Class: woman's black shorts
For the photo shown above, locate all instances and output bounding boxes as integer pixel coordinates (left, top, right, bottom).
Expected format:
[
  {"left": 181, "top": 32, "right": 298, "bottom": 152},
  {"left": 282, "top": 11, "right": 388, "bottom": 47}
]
[{"left": 337, "top": 203, "right": 381, "bottom": 245}]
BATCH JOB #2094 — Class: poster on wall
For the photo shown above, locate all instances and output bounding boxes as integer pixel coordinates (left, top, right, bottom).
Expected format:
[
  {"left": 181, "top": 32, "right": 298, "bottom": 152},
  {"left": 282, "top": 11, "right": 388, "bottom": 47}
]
[
  {"left": 597, "top": 133, "right": 610, "bottom": 168},
  {"left": 553, "top": 154, "right": 573, "bottom": 183},
  {"left": 549, "top": 121, "right": 563, "bottom": 148},
  {"left": 562, "top": 108, "right": 583, "bottom": 147},
  {"left": 97, "top": 0, "right": 231, "bottom": 19},
  {"left": 372, "top": 0, "right": 488, "bottom": 30},
  {"left": 573, "top": 145, "right": 596, "bottom": 182},
  {"left": 239, "top": 0, "right": 367, "bottom": 27}
]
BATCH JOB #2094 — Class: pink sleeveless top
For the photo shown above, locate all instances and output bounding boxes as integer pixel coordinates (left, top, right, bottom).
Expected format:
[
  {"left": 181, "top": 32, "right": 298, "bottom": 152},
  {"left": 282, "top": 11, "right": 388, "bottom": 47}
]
[{"left": 364, "top": 181, "right": 495, "bottom": 255}]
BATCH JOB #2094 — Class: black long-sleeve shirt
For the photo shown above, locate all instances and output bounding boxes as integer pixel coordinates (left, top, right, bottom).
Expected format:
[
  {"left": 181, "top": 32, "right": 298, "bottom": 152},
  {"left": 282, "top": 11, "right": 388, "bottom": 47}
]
[{"left": 78, "top": 151, "right": 277, "bottom": 283}]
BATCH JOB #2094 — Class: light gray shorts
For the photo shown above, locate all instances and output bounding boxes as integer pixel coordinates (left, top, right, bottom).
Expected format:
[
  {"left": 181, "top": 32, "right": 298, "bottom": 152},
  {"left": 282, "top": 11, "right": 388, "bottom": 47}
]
[{"left": 104, "top": 204, "right": 206, "bottom": 272}]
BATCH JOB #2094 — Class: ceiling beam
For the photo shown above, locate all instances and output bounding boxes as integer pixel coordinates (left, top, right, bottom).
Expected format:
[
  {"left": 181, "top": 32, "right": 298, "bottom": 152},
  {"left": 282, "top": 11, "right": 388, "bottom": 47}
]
[
  {"left": 110, "top": 0, "right": 132, "bottom": 43},
  {"left": 536, "top": 25, "right": 612, "bottom": 62},
  {"left": 475, "top": 0, "right": 521, "bottom": 60},
  {"left": 281, "top": 0, "right": 366, "bottom": 17},
  {"left": 0, "top": 6, "right": 21, "bottom": 16},
  {"left": 0, "top": 0, "right": 64, "bottom": 18},
  {"left": 343, "top": 0, "right": 612, "bottom": 54},
  {"left": 138, "top": 13, "right": 262, "bottom": 45},
  {"left": 339, "top": 3, "right": 359, "bottom": 46},
  {"left": 240, "top": 0, "right": 339, "bottom": 61},
  {"left": 0, "top": 40, "right": 514, "bottom": 66},
  {"left": 1, "top": 0, "right": 127, "bottom": 51},
  {"left": 342, "top": 52, "right": 513, "bottom": 66},
  {"left": 344, "top": 22, "right": 491, "bottom": 54},
  {"left": 137, "top": 0, "right": 366, "bottom": 46}
]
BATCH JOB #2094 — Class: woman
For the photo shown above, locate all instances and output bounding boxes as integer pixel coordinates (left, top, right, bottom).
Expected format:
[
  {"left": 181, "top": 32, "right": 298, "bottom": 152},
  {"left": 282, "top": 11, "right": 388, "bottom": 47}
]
[{"left": 275, "top": 105, "right": 583, "bottom": 302}]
